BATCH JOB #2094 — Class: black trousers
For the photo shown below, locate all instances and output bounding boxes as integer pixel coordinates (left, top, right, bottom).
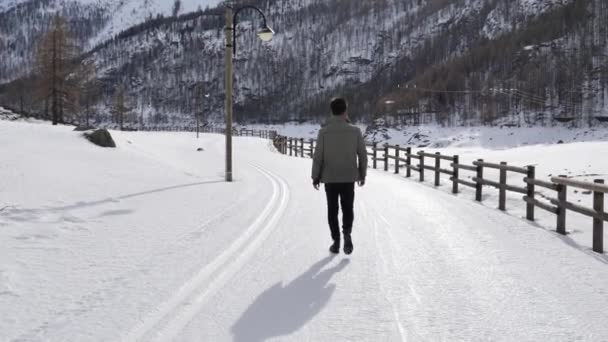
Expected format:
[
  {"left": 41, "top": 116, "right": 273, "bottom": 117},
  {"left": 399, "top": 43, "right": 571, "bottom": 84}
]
[{"left": 324, "top": 183, "right": 355, "bottom": 242}]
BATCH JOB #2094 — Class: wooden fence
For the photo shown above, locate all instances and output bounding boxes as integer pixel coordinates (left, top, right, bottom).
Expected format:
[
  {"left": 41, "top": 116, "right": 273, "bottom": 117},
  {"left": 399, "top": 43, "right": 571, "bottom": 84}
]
[
  {"left": 139, "top": 126, "right": 276, "bottom": 139},
  {"left": 272, "top": 135, "right": 607, "bottom": 254}
]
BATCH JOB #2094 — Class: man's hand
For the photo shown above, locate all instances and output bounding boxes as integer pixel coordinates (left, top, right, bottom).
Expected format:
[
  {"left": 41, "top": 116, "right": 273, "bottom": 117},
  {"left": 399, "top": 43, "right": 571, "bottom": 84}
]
[
  {"left": 358, "top": 180, "right": 365, "bottom": 187},
  {"left": 313, "top": 179, "right": 320, "bottom": 190}
]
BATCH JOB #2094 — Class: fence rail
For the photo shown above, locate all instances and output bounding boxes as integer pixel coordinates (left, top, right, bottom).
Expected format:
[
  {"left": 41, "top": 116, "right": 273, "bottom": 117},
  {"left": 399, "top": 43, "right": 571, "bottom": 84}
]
[
  {"left": 139, "top": 126, "right": 277, "bottom": 140},
  {"left": 270, "top": 133, "right": 607, "bottom": 254}
]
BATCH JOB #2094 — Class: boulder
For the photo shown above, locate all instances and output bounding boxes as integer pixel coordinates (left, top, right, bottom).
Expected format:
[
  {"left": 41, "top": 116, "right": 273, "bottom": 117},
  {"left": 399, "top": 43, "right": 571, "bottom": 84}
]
[{"left": 84, "top": 129, "right": 116, "bottom": 148}]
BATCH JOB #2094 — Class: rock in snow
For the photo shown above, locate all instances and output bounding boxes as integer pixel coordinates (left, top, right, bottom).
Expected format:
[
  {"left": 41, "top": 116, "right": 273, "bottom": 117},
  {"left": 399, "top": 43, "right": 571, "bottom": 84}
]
[{"left": 84, "top": 129, "right": 116, "bottom": 148}]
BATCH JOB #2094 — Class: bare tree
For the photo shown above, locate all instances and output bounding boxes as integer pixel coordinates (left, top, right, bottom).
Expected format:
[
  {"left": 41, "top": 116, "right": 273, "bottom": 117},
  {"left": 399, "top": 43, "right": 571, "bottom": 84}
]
[{"left": 34, "top": 15, "right": 79, "bottom": 125}]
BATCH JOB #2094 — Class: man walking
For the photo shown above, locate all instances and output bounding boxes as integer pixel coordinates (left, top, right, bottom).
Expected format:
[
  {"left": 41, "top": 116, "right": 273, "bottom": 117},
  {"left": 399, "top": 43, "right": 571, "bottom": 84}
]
[{"left": 311, "top": 98, "right": 368, "bottom": 255}]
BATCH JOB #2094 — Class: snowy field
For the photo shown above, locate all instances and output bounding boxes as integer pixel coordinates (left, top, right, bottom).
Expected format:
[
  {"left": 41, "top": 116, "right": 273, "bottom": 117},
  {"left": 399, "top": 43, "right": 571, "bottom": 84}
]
[
  {"left": 2, "top": 116, "right": 608, "bottom": 341},
  {"left": 246, "top": 122, "right": 608, "bottom": 148}
]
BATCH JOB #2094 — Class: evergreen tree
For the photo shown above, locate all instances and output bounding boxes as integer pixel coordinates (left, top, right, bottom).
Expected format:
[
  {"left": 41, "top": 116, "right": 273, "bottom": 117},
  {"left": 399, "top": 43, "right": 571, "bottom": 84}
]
[{"left": 173, "top": 0, "right": 182, "bottom": 17}]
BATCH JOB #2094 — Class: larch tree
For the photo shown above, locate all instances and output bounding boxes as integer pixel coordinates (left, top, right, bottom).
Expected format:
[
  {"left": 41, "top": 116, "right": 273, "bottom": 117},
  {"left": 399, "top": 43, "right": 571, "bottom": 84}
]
[{"left": 35, "top": 15, "right": 79, "bottom": 125}]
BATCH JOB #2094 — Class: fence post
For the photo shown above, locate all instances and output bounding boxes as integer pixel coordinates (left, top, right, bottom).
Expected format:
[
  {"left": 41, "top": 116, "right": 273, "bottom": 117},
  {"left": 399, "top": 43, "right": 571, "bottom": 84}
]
[
  {"left": 434, "top": 152, "right": 441, "bottom": 186},
  {"left": 499, "top": 162, "right": 507, "bottom": 210},
  {"left": 452, "top": 155, "right": 459, "bottom": 194},
  {"left": 419, "top": 151, "right": 425, "bottom": 182},
  {"left": 282, "top": 137, "right": 287, "bottom": 154},
  {"left": 300, "top": 138, "right": 304, "bottom": 158},
  {"left": 310, "top": 139, "right": 315, "bottom": 158},
  {"left": 556, "top": 175, "right": 567, "bottom": 235},
  {"left": 384, "top": 144, "right": 389, "bottom": 172},
  {"left": 475, "top": 159, "right": 484, "bottom": 202},
  {"left": 593, "top": 179, "right": 604, "bottom": 253},
  {"left": 526, "top": 166, "right": 536, "bottom": 221},
  {"left": 395, "top": 145, "right": 400, "bottom": 174},
  {"left": 289, "top": 138, "right": 293, "bottom": 156},
  {"left": 406, "top": 147, "right": 412, "bottom": 178},
  {"left": 373, "top": 143, "right": 377, "bottom": 169}
]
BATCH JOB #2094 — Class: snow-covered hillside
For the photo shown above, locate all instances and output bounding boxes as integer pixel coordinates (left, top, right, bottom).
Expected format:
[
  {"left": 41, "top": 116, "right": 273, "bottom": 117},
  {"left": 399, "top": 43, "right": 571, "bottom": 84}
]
[
  {"left": 2, "top": 119, "right": 608, "bottom": 341},
  {"left": 248, "top": 121, "right": 608, "bottom": 148},
  {"left": 2, "top": 0, "right": 607, "bottom": 126},
  {"left": 88, "top": 0, "right": 224, "bottom": 46},
  {"left": 0, "top": 0, "right": 224, "bottom": 43},
  {"left": 0, "top": 0, "right": 21, "bottom": 11},
  {"left": 482, "top": 0, "right": 574, "bottom": 38},
  {"left": 0, "top": 0, "right": 224, "bottom": 82}
]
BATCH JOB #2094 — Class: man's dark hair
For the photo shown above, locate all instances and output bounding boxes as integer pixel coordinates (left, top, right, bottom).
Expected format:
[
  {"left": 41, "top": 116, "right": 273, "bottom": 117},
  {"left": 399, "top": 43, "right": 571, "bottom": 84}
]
[{"left": 330, "top": 98, "right": 348, "bottom": 116}]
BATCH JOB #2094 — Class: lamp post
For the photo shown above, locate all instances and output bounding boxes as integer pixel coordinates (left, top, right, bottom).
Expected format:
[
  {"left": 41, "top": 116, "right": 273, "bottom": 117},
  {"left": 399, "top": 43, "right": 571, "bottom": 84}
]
[{"left": 224, "top": 5, "right": 274, "bottom": 182}]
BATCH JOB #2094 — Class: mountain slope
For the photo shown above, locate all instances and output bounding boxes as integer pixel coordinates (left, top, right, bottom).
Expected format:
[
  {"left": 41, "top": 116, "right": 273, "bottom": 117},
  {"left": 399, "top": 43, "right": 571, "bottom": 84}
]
[
  {"left": 0, "top": 0, "right": 223, "bottom": 82},
  {"left": 1, "top": 0, "right": 607, "bottom": 126}
]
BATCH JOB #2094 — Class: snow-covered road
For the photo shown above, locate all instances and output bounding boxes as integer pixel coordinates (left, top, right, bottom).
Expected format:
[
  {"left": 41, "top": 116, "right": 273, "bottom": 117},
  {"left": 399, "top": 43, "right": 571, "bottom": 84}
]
[{"left": 1, "top": 121, "right": 608, "bottom": 341}]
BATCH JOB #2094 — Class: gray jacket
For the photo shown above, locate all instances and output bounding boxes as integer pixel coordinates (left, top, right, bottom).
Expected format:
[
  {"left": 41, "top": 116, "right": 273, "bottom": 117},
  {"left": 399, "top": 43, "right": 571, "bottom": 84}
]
[{"left": 311, "top": 116, "right": 368, "bottom": 184}]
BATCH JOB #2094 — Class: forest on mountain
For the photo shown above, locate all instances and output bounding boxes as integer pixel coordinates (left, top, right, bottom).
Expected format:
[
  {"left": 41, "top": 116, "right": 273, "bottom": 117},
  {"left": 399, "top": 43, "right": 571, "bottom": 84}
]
[{"left": 0, "top": 0, "right": 607, "bottom": 128}]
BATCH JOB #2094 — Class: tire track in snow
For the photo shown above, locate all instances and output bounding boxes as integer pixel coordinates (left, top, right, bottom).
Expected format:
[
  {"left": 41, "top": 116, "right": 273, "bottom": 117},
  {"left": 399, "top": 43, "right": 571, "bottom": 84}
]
[
  {"left": 13, "top": 182, "right": 260, "bottom": 342},
  {"left": 361, "top": 200, "right": 409, "bottom": 342},
  {"left": 123, "top": 163, "right": 290, "bottom": 342}
]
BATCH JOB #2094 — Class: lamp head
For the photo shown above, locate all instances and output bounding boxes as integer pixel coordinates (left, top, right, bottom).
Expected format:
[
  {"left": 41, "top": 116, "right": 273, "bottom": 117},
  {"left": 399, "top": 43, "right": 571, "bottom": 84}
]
[{"left": 257, "top": 25, "right": 274, "bottom": 42}]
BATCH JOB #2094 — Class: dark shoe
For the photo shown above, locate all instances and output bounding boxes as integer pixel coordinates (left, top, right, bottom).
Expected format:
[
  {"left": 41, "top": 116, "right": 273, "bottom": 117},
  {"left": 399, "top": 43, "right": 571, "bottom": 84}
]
[
  {"left": 344, "top": 235, "right": 353, "bottom": 255},
  {"left": 329, "top": 240, "right": 340, "bottom": 254}
]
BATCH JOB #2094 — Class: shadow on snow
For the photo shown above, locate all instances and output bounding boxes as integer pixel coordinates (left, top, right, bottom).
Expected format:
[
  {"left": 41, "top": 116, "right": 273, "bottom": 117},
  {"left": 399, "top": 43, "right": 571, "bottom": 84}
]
[
  {"left": 0, "top": 179, "right": 225, "bottom": 223},
  {"left": 231, "top": 255, "right": 350, "bottom": 342}
]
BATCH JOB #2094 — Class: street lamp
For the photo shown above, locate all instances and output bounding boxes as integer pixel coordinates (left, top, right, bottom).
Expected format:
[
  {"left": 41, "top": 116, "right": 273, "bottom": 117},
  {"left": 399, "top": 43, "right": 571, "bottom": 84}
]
[{"left": 224, "top": 5, "right": 274, "bottom": 182}]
